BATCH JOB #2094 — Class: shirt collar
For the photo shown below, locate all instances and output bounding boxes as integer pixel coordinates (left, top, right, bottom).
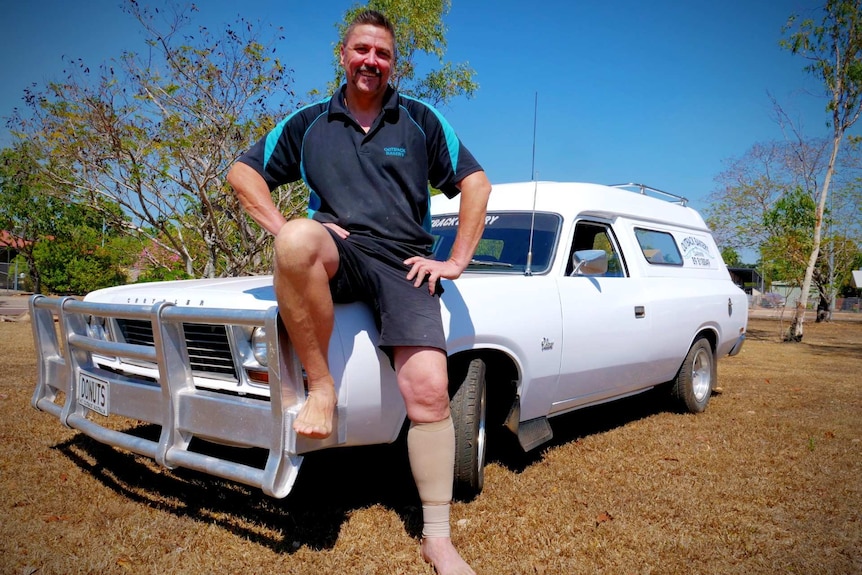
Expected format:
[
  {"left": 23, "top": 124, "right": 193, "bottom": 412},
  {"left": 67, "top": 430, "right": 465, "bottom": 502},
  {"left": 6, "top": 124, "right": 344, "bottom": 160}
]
[{"left": 329, "top": 85, "right": 399, "bottom": 119}]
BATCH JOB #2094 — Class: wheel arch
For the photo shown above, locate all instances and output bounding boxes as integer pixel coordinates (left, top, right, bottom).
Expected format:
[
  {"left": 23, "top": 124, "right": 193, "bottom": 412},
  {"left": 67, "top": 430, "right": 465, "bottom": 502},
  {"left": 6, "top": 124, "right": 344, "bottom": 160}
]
[
  {"left": 692, "top": 325, "right": 718, "bottom": 355},
  {"left": 448, "top": 348, "right": 519, "bottom": 431}
]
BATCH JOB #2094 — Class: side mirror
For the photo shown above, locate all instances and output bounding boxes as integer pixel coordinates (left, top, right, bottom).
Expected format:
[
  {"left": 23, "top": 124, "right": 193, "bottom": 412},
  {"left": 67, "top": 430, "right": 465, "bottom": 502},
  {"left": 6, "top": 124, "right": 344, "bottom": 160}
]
[{"left": 571, "top": 249, "right": 608, "bottom": 276}]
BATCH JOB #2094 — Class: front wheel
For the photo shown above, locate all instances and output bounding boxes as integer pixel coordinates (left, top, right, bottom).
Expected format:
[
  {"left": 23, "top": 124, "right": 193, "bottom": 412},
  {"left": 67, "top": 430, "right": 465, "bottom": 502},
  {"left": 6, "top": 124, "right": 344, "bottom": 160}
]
[
  {"left": 670, "top": 337, "right": 715, "bottom": 413},
  {"left": 450, "top": 358, "right": 487, "bottom": 501}
]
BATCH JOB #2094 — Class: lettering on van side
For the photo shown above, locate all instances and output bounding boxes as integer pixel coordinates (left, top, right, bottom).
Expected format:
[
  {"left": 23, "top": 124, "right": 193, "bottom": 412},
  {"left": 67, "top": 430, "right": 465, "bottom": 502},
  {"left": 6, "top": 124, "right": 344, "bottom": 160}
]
[{"left": 680, "top": 235, "right": 715, "bottom": 268}]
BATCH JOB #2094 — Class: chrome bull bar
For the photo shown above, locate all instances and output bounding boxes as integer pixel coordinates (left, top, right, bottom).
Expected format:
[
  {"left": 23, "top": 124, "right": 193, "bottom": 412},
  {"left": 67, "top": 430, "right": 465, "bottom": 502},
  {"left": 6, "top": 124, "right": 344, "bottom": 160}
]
[{"left": 29, "top": 295, "right": 345, "bottom": 498}]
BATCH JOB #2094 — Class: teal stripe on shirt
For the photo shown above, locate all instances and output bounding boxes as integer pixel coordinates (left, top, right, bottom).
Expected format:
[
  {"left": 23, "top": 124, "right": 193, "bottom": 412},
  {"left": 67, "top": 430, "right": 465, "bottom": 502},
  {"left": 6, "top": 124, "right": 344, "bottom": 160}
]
[
  {"left": 401, "top": 95, "right": 460, "bottom": 173},
  {"left": 263, "top": 96, "right": 332, "bottom": 171}
]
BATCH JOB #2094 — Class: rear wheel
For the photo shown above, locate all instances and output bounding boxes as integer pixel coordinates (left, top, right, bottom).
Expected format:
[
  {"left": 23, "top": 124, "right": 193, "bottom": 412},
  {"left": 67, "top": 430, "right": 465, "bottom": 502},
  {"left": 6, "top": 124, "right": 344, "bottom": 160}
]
[
  {"left": 450, "top": 358, "right": 487, "bottom": 501},
  {"left": 670, "top": 336, "right": 714, "bottom": 413}
]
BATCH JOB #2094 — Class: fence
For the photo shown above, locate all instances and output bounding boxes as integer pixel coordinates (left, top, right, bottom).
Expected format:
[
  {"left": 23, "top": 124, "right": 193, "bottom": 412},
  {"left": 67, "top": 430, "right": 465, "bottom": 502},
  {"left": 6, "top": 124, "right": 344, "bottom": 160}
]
[
  {"left": 0, "top": 261, "right": 27, "bottom": 291},
  {"left": 749, "top": 293, "right": 861, "bottom": 314},
  {"left": 835, "top": 297, "right": 861, "bottom": 313}
]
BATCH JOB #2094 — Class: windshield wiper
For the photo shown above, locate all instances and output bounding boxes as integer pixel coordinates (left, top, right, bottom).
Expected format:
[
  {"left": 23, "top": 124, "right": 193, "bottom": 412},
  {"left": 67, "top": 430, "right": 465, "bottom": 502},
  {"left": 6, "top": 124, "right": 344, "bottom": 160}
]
[{"left": 468, "top": 259, "right": 513, "bottom": 268}]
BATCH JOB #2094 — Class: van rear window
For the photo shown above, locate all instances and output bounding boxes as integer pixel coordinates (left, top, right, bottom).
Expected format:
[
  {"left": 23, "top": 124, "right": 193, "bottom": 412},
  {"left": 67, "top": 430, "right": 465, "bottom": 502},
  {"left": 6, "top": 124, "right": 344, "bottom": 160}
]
[{"left": 634, "top": 228, "right": 683, "bottom": 266}]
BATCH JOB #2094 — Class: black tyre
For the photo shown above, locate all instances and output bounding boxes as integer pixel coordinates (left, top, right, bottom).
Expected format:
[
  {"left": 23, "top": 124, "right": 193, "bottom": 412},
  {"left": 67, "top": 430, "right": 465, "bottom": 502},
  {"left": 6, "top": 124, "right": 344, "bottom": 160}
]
[
  {"left": 450, "top": 357, "right": 487, "bottom": 501},
  {"left": 670, "top": 336, "right": 715, "bottom": 413}
]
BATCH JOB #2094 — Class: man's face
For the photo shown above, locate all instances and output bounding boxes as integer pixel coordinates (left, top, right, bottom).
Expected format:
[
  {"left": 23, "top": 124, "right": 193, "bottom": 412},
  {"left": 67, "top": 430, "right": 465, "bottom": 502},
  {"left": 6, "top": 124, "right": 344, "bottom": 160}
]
[{"left": 340, "top": 24, "right": 394, "bottom": 98}]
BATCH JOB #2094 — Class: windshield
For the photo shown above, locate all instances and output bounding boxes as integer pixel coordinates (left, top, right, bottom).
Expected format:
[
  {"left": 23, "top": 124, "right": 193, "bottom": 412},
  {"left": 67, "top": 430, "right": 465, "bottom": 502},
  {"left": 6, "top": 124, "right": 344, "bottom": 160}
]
[{"left": 431, "top": 211, "right": 562, "bottom": 274}]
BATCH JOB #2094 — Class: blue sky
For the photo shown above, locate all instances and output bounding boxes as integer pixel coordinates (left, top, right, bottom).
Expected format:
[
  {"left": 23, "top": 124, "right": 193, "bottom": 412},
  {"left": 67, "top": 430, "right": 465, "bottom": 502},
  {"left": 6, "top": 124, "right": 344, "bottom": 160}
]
[{"left": 0, "top": 0, "right": 847, "bottom": 213}]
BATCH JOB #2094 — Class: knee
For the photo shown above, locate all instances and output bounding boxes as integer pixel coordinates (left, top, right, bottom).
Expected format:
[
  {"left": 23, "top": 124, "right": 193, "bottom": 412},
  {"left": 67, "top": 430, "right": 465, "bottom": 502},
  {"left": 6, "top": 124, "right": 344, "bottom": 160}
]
[
  {"left": 402, "top": 372, "right": 451, "bottom": 423},
  {"left": 274, "top": 219, "right": 325, "bottom": 271}
]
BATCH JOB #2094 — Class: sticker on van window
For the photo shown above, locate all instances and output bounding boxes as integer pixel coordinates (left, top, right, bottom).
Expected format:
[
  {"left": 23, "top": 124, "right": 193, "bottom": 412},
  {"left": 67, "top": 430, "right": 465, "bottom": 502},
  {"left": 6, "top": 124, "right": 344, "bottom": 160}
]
[
  {"left": 432, "top": 214, "right": 500, "bottom": 228},
  {"left": 680, "top": 236, "right": 715, "bottom": 268}
]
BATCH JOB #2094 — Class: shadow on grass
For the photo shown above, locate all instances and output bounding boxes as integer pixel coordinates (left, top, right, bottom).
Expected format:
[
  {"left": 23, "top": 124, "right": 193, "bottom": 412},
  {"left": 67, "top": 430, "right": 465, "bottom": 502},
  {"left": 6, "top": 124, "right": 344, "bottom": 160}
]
[
  {"left": 487, "top": 386, "right": 671, "bottom": 474},
  {"left": 53, "top": 428, "right": 421, "bottom": 554},
  {"left": 744, "top": 326, "right": 780, "bottom": 341},
  {"left": 52, "top": 386, "right": 674, "bottom": 553},
  {"left": 807, "top": 341, "right": 862, "bottom": 361}
]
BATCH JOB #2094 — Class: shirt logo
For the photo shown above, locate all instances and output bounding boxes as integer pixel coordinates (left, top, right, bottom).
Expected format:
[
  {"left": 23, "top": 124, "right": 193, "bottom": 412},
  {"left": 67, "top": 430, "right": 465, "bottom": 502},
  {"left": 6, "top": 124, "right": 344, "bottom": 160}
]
[{"left": 384, "top": 147, "right": 407, "bottom": 158}]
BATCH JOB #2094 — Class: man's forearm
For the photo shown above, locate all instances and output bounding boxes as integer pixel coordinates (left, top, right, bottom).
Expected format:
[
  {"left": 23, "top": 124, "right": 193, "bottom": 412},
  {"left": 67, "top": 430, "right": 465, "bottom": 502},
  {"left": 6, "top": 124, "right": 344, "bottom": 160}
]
[
  {"left": 227, "top": 162, "right": 288, "bottom": 236},
  {"left": 448, "top": 171, "right": 492, "bottom": 269}
]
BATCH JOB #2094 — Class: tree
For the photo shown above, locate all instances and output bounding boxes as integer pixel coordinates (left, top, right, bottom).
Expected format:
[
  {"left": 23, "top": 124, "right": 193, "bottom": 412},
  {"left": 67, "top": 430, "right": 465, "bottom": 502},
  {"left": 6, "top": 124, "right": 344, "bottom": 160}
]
[
  {"left": 328, "top": 0, "right": 478, "bottom": 106},
  {"left": 33, "top": 206, "right": 131, "bottom": 295},
  {"left": 0, "top": 143, "right": 133, "bottom": 294},
  {"left": 0, "top": 144, "right": 51, "bottom": 292},
  {"left": 9, "top": 1, "right": 302, "bottom": 279},
  {"left": 760, "top": 187, "right": 817, "bottom": 293},
  {"left": 780, "top": 0, "right": 862, "bottom": 341},
  {"left": 720, "top": 247, "right": 743, "bottom": 267},
  {"left": 707, "top": 140, "right": 860, "bottom": 314},
  {"left": 705, "top": 141, "right": 810, "bottom": 254},
  {"left": 817, "top": 176, "right": 862, "bottom": 318}
]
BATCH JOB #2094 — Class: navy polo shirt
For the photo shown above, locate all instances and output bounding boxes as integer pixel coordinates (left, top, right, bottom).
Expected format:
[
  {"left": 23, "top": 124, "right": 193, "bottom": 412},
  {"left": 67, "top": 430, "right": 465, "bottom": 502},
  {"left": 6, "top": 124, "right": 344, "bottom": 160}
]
[{"left": 237, "top": 85, "right": 483, "bottom": 256}]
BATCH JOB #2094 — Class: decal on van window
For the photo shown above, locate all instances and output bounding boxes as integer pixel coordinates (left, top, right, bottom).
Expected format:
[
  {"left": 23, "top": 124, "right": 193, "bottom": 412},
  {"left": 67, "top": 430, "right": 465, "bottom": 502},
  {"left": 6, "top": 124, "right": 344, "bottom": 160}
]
[
  {"left": 680, "top": 236, "right": 716, "bottom": 268},
  {"left": 431, "top": 214, "right": 500, "bottom": 228}
]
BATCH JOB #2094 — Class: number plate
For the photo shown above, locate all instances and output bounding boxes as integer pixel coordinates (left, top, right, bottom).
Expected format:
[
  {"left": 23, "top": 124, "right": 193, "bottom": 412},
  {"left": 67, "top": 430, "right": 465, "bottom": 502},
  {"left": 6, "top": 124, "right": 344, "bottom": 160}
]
[{"left": 78, "top": 372, "right": 109, "bottom": 416}]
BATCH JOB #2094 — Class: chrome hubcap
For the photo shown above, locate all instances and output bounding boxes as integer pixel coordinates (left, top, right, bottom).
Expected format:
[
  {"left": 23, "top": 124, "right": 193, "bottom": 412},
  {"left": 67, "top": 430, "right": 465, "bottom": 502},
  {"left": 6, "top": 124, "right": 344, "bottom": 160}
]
[{"left": 691, "top": 348, "right": 712, "bottom": 402}]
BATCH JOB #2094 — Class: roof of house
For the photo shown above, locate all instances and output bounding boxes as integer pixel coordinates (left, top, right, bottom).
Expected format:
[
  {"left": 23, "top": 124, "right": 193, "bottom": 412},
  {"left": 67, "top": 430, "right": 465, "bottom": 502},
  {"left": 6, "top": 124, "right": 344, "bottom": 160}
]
[{"left": 0, "top": 231, "right": 30, "bottom": 249}]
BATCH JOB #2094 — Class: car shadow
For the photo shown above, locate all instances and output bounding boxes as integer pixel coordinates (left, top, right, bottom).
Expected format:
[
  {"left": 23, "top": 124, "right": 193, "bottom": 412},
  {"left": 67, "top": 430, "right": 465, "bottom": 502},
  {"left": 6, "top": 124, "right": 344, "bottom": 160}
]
[
  {"left": 52, "top": 387, "right": 671, "bottom": 552},
  {"left": 486, "top": 386, "right": 670, "bottom": 474},
  {"left": 53, "top": 427, "right": 422, "bottom": 553}
]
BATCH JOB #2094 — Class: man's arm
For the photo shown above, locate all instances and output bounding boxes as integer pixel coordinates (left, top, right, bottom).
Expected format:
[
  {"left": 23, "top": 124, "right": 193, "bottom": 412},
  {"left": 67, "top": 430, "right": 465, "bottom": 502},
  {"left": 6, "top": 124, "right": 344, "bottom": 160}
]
[
  {"left": 446, "top": 170, "right": 492, "bottom": 270},
  {"left": 227, "top": 162, "right": 288, "bottom": 236},
  {"left": 405, "top": 170, "right": 492, "bottom": 292}
]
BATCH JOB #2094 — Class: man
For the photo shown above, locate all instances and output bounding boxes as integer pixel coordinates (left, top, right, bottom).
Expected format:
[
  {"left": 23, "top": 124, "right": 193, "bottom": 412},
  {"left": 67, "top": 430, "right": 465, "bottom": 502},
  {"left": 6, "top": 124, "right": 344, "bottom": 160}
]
[{"left": 227, "top": 10, "right": 491, "bottom": 575}]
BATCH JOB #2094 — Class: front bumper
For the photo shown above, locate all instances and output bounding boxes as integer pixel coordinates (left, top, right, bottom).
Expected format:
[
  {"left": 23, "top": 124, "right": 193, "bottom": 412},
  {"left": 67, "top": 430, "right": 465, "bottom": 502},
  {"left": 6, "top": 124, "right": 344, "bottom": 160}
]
[{"left": 29, "top": 295, "right": 344, "bottom": 498}]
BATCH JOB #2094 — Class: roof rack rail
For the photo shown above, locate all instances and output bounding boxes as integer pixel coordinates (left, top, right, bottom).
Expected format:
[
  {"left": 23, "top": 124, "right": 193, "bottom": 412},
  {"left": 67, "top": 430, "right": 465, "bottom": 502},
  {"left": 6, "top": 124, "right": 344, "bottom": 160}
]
[{"left": 609, "top": 183, "right": 688, "bottom": 206}]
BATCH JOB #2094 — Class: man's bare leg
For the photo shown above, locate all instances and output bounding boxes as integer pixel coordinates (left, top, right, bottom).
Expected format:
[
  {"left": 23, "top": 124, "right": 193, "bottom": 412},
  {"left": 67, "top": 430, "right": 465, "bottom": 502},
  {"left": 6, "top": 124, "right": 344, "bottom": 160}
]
[
  {"left": 396, "top": 347, "right": 476, "bottom": 575},
  {"left": 274, "top": 219, "right": 340, "bottom": 439}
]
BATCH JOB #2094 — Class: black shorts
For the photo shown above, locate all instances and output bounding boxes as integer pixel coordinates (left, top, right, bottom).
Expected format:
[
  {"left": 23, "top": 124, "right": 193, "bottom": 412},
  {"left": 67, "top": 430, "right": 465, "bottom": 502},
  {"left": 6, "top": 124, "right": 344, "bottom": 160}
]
[{"left": 326, "top": 230, "right": 447, "bottom": 353}]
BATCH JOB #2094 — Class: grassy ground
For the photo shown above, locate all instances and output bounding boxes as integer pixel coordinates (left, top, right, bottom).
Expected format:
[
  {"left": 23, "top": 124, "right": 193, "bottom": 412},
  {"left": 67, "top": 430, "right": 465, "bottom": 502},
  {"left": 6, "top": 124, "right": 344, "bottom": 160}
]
[{"left": 1, "top": 317, "right": 860, "bottom": 574}]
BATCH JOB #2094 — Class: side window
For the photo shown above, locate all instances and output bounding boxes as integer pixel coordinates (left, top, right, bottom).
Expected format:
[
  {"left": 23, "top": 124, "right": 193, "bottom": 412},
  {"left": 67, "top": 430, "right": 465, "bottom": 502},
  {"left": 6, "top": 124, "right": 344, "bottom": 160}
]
[
  {"left": 634, "top": 228, "right": 683, "bottom": 266},
  {"left": 567, "top": 221, "right": 625, "bottom": 277}
]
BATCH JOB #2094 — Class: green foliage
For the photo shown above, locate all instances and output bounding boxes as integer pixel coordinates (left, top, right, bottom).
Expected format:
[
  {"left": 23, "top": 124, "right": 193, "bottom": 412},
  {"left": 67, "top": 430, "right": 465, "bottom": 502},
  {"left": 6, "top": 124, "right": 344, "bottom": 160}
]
[
  {"left": 721, "top": 247, "right": 742, "bottom": 267},
  {"left": 330, "top": 0, "right": 478, "bottom": 106},
  {"left": 779, "top": 0, "right": 862, "bottom": 334},
  {"left": 781, "top": 0, "right": 862, "bottom": 128},
  {"left": 825, "top": 234, "right": 862, "bottom": 294},
  {"left": 760, "top": 187, "right": 816, "bottom": 285},
  {"left": 6, "top": 2, "right": 476, "bottom": 281},
  {"left": 0, "top": 144, "right": 52, "bottom": 237},
  {"left": 136, "top": 265, "right": 191, "bottom": 283},
  {"left": 9, "top": 1, "right": 302, "bottom": 279},
  {"left": 34, "top": 244, "right": 126, "bottom": 295},
  {"left": 31, "top": 207, "right": 129, "bottom": 295},
  {"left": 1, "top": 143, "right": 137, "bottom": 294},
  {"left": 1, "top": 144, "right": 90, "bottom": 291}
]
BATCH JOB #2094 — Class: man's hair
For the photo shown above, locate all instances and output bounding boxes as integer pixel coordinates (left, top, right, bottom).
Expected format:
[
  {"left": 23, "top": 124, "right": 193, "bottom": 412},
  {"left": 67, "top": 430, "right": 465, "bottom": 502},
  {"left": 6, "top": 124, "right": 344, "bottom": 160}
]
[{"left": 342, "top": 9, "right": 396, "bottom": 53}]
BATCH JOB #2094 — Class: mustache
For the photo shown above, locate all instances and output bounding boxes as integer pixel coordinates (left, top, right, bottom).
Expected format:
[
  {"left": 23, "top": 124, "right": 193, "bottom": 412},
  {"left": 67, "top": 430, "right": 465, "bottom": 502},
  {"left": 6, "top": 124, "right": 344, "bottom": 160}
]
[{"left": 357, "top": 65, "right": 382, "bottom": 77}]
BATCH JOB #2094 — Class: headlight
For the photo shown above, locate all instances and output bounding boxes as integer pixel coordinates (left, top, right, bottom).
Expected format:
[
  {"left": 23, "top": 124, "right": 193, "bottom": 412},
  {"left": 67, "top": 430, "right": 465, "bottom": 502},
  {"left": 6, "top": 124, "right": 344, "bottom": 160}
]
[
  {"left": 87, "top": 316, "right": 107, "bottom": 340},
  {"left": 251, "top": 326, "right": 268, "bottom": 366}
]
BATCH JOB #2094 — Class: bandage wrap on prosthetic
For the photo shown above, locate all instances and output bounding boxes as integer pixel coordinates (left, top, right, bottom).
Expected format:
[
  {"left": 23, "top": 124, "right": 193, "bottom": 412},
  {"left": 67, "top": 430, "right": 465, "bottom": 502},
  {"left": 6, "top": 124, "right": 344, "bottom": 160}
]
[{"left": 407, "top": 417, "right": 455, "bottom": 538}]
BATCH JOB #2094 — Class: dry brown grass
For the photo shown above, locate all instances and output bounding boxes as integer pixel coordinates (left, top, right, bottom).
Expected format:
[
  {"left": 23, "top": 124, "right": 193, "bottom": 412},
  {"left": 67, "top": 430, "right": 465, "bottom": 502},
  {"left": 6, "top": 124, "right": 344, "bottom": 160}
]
[{"left": 1, "top": 317, "right": 860, "bottom": 575}]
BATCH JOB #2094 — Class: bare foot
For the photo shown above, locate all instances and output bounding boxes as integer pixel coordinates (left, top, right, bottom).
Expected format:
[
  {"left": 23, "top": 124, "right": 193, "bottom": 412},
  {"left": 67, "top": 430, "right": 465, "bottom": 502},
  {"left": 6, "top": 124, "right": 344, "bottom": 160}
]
[
  {"left": 421, "top": 537, "right": 475, "bottom": 575},
  {"left": 293, "top": 377, "right": 337, "bottom": 439}
]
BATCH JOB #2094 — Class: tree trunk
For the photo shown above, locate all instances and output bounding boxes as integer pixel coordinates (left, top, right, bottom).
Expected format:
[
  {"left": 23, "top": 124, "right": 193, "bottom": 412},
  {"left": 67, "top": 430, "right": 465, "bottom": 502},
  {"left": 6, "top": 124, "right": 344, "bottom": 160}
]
[{"left": 786, "top": 133, "right": 842, "bottom": 341}]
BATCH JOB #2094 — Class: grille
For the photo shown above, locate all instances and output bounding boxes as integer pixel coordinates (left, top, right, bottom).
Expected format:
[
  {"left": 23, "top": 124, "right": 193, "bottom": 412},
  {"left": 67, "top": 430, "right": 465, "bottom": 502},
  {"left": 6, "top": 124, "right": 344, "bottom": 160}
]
[{"left": 116, "top": 319, "right": 238, "bottom": 379}]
